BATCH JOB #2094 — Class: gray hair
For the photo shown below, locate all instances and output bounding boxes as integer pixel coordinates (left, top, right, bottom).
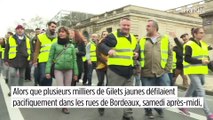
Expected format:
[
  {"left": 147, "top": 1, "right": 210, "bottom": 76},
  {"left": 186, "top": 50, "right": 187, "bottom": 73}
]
[
  {"left": 120, "top": 17, "right": 130, "bottom": 21},
  {"left": 148, "top": 19, "right": 159, "bottom": 31}
]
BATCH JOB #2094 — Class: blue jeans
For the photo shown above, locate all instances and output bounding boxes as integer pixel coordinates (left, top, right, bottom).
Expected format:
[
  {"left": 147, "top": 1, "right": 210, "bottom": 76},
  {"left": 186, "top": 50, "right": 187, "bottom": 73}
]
[
  {"left": 142, "top": 73, "right": 170, "bottom": 113},
  {"left": 134, "top": 74, "right": 141, "bottom": 86},
  {"left": 185, "top": 74, "right": 211, "bottom": 116},
  {"left": 142, "top": 73, "right": 170, "bottom": 86},
  {"left": 168, "top": 72, "right": 173, "bottom": 86},
  {"left": 39, "top": 63, "right": 52, "bottom": 86},
  {"left": 33, "top": 66, "right": 40, "bottom": 85}
]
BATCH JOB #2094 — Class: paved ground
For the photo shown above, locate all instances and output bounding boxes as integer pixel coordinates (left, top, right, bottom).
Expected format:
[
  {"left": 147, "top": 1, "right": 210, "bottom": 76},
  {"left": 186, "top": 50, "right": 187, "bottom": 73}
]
[
  {"left": 176, "top": 74, "right": 213, "bottom": 95},
  {"left": 0, "top": 72, "right": 213, "bottom": 120}
]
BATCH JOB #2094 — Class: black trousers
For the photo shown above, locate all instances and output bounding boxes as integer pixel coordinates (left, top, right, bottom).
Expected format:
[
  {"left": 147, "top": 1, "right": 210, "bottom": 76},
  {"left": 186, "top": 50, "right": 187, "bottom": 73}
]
[
  {"left": 25, "top": 63, "right": 31, "bottom": 80},
  {"left": 96, "top": 68, "right": 107, "bottom": 86},
  {"left": 71, "top": 73, "right": 82, "bottom": 86},
  {"left": 82, "top": 61, "right": 88, "bottom": 84}
]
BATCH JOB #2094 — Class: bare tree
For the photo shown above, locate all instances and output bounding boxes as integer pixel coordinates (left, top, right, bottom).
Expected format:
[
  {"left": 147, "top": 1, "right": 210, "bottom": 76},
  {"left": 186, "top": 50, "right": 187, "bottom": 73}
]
[{"left": 28, "top": 16, "right": 47, "bottom": 29}]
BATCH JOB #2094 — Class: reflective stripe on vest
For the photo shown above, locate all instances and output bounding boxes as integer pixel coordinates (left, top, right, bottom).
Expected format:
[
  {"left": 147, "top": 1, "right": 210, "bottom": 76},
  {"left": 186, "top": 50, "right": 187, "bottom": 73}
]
[
  {"left": 183, "top": 40, "right": 209, "bottom": 75},
  {"left": 1, "top": 48, "right": 5, "bottom": 59},
  {"left": 140, "top": 35, "right": 169, "bottom": 68},
  {"left": 89, "top": 41, "right": 97, "bottom": 62},
  {"left": 170, "top": 51, "right": 177, "bottom": 72},
  {"left": 8, "top": 36, "right": 31, "bottom": 61},
  {"left": 38, "top": 33, "right": 57, "bottom": 63},
  {"left": 107, "top": 32, "right": 137, "bottom": 66}
]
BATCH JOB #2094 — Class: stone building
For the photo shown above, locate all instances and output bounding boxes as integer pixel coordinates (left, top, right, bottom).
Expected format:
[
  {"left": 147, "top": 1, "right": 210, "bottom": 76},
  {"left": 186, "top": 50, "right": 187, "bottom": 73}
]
[
  {"left": 200, "top": 0, "right": 213, "bottom": 58},
  {"left": 51, "top": 10, "right": 94, "bottom": 27},
  {"left": 200, "top": 0, "right": 213, "bottom": 45},
  {"left": 166, "top": 1, "right": 205, "bottom": 18},
  {"left": 74, "top": 5, "right": 202, "bottom": 42}
]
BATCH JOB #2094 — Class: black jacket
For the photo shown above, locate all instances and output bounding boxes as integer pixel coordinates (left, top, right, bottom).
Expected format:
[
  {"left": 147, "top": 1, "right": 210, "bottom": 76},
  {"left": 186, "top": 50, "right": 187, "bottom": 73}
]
[
  {"left": 72, "top": 41, "right": 86, "bottom": 74},
  {"left": 173, "top": 38, "right": 184, "bottom": 69}
]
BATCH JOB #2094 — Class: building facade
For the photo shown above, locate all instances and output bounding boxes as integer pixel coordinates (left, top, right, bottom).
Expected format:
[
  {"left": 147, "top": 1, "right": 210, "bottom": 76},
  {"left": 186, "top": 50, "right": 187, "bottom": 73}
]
[
  {"left": 167, "top": 1, "right": 205, "bottom": 18},
  {"left": 74, "top": 5, "right": 202, "bottom": 43},
  {"left": 200, "top": 0, "right": 213, "bottom": 59}
]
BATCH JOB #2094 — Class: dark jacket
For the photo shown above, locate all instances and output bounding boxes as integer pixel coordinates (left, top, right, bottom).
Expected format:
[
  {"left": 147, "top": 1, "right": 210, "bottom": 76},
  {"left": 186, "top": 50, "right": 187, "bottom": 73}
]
[
  {"left": 96, "top": 39, "right": 108, "bottom": 71},
  {"left": 4, "top": 35, "right": 31, "bottom": 68},
  {"left": 31, "top": 35, "right": 38, "bottom": 52},
  {"left": 173, "top": 38, "right": 184, "bottom": 69},
  {"left": 71, "top": 40, "right": 86, "bottom": 74}
]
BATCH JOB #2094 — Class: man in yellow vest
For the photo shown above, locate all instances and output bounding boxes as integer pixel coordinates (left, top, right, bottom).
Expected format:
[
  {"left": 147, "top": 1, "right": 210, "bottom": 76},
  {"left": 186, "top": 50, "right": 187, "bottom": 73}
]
[
  {"left": 4, "top": 25, "right": 31, "bottom": 96},
  {"left": 99, "top": 18, "right": 138, "bottom": 120},
  {"left": 85, "top": 34, "right": 98, "bottom": 86},
  {"left": 33, "top": 21, "right": 57, "bottom": 86},
  {"left": 169, "top": 32, "right": 189, "bottom": 87},
  {"left": 31, "top": 28, "right": 41, "bottom": 86},
  {"left": 139, "top": 19, "right": 173, "bottom": 119}
]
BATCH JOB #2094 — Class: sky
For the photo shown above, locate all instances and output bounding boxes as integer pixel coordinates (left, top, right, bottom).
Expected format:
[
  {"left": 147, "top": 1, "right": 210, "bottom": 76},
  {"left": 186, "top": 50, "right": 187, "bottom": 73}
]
[{"left": 0, "top": 0, "right": 202, "bottom": 36}]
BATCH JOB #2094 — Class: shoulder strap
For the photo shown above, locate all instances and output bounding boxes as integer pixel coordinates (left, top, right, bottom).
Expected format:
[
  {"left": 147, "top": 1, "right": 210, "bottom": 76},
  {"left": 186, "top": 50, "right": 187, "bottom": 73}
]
[{"left": 53, "top": 44, "right": 71, "bottom": 63}]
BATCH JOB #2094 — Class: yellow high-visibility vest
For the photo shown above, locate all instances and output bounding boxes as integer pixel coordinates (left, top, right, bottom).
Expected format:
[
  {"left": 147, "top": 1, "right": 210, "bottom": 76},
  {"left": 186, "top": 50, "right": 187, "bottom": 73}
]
[
  {"left": 38, "top": 33, "right": 57, "bottom": 63},
  {"left": 183, "top": 40, "right": 209, "bottom": 75},
  {"left": 89, "top": 41, "right": 97, "bottom": 62},
  {"left": 8, "top": 36, "right": 31, "bottom": 61},
  {"left": 82, "top": 56, "right": 86, "bottom": 62},
  {"left": 139, "top": 35, "right": 169, "bottom": 68},
  {"left": 107, "top": 32, "right": 137, "bottom": 66},
  {"left": 1, "top": 48, "right": 5, "bottom": 59},
  {"left": 172, "top": 51, "right": 177, "bottom": 70},
  {"left": 0, "top": 45, "right": 2, "bottom": 53}
]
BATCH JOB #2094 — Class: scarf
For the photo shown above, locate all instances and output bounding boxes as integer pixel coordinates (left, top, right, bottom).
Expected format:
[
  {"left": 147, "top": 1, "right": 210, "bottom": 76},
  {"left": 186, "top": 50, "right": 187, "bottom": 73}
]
[
  {"left": 46, "top": 29, "right": 56, "bottom": 40},
  {"left": 57, "top": 37, "right": 70, "bottom": 45},
  {"left": 15, "top": 34, "right": 26, "bottom": 44}
]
